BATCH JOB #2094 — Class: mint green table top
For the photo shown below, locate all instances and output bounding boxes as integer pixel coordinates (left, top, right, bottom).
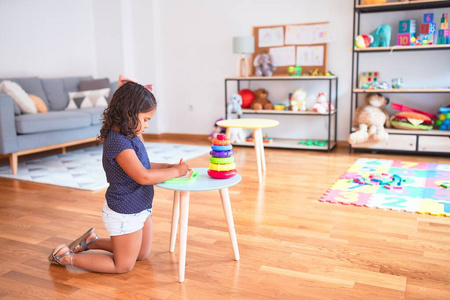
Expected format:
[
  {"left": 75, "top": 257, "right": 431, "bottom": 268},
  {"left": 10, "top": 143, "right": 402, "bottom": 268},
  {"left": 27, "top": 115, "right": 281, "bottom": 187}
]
[{"left": 155, "top": 168, "right": 241, "bottom": 192}]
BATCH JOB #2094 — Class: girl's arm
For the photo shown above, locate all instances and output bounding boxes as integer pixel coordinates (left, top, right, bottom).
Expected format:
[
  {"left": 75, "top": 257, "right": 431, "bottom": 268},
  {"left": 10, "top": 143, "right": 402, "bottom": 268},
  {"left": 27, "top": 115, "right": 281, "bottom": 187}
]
[
  {"left": 115, "top": 149, "right": 189, "bottom": 185},
  {"left": 151, "top": 162, "right": 175, "bottom": 169}
]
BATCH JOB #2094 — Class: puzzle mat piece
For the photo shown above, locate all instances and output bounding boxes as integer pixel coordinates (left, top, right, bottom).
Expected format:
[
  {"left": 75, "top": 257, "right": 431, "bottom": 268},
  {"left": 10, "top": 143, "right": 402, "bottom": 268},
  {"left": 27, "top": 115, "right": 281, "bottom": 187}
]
[
  {"left": 367, "top": 194, "right": 419, "bottom": 213},
  {"left": 347, "top": 165, "right": 390, "bottom": 175},
  {"left": 389, "top": 167, "right": 429, "bottom": 178},
  {"left": 377, "top": 185, "right": 425, "bottom": 198},
  {"left": 391, "top": 161, "right": 431, "bottom": 170},
  {"left": 425, "top": 177, "right": 450, "bottom": 189},
  {"left": 320, "top": 189, "right": 372, "bottom": 206},
  {"left": 426, "top": 163, "right": 450, "bottom": 172},
  {"left": 417, "top": 198, "right": 450, "bottom": 216},
  {"left": 329, "top": 179, "right": 379, "bottom": 194},
  {"left": 353, "top": 158, "right": 394, "bottom": 167},
  {"left": 426, "top": 170, "right": 450, "bottom": 180},
  {"left": 422, "top": 187, "right": 450, "bottom": 201}
]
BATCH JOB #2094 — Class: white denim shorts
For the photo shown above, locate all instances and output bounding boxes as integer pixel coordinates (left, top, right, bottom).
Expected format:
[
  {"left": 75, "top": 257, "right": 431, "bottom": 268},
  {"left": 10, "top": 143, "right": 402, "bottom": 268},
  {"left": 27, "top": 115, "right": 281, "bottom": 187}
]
[{"left": 102, "top": 201, "right": 152, "bottom": 236}]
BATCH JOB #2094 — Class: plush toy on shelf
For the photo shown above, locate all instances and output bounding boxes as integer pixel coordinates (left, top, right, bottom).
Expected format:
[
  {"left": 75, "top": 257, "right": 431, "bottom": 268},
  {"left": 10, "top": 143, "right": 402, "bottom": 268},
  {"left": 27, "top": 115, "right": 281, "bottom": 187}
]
[
  {"left": 348, "top": 93, "right": 391, "bottom": 145},
  {"left": 312, "top": 92, "right": 334, "bottom": 114},
  {"left": 355, "top": 34, "right": 374, "bottom": 48},
  {"left": 253, "top": 53, "right": 276, "bottom": 77},
  {"left": 227, "top": 93, "right": 243, "bottom": 119},
  {"left": 290, "top": 88, "right": 307, "bottom": 111},
  {"left": 250, "top": 88, "right": 274, "bottom": 110}
]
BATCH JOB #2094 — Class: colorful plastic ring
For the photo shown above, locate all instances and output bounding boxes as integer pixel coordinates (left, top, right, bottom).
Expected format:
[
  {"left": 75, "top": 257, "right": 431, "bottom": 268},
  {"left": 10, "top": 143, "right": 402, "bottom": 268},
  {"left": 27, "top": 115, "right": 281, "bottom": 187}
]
[
  {"left": 210, "top": 150, "right": 234, "bottom": 158},
  {"left": 208, "top": 169, "right": 237, "bottom": 179},
  {"left": 211, "top": 144, "right": 232, "bottom": 151},
  {"left": 209, "top": 162, "right": 236, "bottom": 171},
  {"left": 212, "top": 138, "right": 231, "bottom": 146},
  {"left": 210, "top": 156, "right": 234, "bottom": 164}
]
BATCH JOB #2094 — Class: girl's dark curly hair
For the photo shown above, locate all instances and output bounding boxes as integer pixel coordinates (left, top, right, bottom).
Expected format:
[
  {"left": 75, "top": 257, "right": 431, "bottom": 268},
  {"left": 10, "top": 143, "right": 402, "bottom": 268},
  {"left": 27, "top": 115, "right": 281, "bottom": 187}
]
[{"left": 98, "top": 82, "right": 157, "bottom": 141}]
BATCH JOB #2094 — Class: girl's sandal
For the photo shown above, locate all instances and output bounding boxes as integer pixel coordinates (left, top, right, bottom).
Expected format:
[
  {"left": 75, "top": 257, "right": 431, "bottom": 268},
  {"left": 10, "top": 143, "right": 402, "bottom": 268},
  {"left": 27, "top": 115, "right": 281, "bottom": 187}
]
[
  {"left": 67, "top": 228, "right": 95, "bottom": 251},
  {"left": 48, "top": 244, "right": 73, "bottom": 266},
  {"left": 73, "top": 234, "right": 99, "bottom": 253}
]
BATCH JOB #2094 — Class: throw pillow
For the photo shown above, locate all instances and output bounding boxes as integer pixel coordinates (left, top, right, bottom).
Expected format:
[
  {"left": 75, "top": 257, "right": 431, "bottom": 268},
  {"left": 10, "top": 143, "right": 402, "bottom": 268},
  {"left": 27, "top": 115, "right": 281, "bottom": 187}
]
[
  {"left": 29, "top": 94, "right": 48, "bottom": 113},
  {"left": 0, "top": 80, "right": 37, "bottom": 114},
  {"left": 66, "top": 88, "right": 110, "bottom": 110},
  {"left": 79, "top": 78, "right": 110, "bottom": 91}
]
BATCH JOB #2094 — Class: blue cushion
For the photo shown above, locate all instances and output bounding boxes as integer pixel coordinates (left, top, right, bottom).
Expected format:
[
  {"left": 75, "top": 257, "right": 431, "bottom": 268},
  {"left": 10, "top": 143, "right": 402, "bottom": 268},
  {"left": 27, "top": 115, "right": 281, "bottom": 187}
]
[
  {"left": 41, "top": 76, "right": 93, "bottom": 111},
  {"left": 15, "top": 111, "right": 91, "bottom": 134}
]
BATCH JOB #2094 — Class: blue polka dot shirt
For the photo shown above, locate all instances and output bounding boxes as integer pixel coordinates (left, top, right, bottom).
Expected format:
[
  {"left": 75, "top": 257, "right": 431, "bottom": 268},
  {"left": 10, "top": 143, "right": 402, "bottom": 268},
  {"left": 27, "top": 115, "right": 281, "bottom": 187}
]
[{"left": 102, "top": 130, "right": 154, "bottom": 214}]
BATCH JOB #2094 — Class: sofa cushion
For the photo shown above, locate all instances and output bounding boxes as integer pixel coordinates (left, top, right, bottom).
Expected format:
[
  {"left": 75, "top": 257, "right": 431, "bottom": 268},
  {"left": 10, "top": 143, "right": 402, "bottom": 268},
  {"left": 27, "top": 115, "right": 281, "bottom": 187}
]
[
  {"left": 0, "top": 77, "right": 49, "bottom": 113},
  {"left": 29, "top": 94, "right": 48, "bottom": 113},
  {"left": 41, "top": 76, "right": 93, "bottom": 111},
  {"left": 79, "top": 78, "right": 110, "bottom": 91},
  {"left": 79, "top": 107, "right": 105, "bottom": 125},
  {"left": 0, "top": 81, "right": 37, "bottom": 114},
  {"left": 15, "top": 110, "right": 92, "bottom": 134},
  {"left": 66, "top": 88, "right": 110, "bottom": 110}
]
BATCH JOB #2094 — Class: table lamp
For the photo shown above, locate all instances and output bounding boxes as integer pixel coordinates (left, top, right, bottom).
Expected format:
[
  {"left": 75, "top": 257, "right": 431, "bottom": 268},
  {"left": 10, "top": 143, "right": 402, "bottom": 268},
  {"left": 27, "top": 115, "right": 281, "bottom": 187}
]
[{"left": 233, "top": 36, "right": 255, "bottom": 77}]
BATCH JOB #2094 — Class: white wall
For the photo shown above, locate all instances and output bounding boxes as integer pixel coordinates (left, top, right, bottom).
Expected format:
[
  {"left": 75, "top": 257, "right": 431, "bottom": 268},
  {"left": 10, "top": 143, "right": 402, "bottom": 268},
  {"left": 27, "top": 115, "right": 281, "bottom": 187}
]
[
  {"left": 0, "top": 0, "right": 97, "bottom": 78},
  {"left": 1, "top": 0, "right": 448, "bottom": 140}
]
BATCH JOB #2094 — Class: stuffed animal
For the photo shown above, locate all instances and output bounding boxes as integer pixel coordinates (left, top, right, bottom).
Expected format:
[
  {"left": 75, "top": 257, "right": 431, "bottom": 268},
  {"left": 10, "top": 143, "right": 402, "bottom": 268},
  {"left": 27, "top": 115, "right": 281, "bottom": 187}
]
[
  {"left": 208, "top": 118, "right": 226, "bottom": 140},
  {"left": 227, "top": 93, "right": 243, "bottom": 119},
  {"left": 251, "top": 89, "right": 274, "bottom": 110},
  {"left": 253, "top": 53, "right": 276, "bottom": 76},
  {"left": 354, "top": 34, "right": 374, "bottom": 48},
  {"left": 291, "top": 88, "right": 307, "bottom": 111},
  {"left": 229, "top": 128, "right": 246, "bottom": 143},
  {"left": 370, "top": 24, "right": 392, "bottom": 47},
  {"left": 348, "top": 93, "right": 391, "bottom": 145},
  {"left": 312, "top": 92, "right": 334, "bottom": 114}
]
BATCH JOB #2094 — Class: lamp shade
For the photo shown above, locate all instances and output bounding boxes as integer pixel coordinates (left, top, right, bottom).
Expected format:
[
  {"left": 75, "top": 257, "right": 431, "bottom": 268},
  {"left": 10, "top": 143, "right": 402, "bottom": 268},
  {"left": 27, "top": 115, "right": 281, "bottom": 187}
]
[{"left": 232, "top": 36, "right": 255, "bottom": 54}]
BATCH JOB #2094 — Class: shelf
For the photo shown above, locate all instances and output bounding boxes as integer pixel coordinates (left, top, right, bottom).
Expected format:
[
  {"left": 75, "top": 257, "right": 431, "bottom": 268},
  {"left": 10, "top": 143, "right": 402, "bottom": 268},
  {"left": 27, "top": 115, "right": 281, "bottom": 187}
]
[
  {"left": 355, "top": 0, "right": 450, "bottom": 13},
  {"left": 233, "top": 138, "right": 337, "bottom": 151},
  {"left": 352, "top": 127, "right": 450, "bottom": 136},
  {"left": 354, "top": 44, "right": 450, "bottom": 52},
  {"left": 225, "top": 76, "right": 337, "bottom": 81},
  {"left": 238, "top": 109, "right": 337, "bottom": 116},
  {"left": 353, "top": 88, "right": 450, "bottom": 93}
]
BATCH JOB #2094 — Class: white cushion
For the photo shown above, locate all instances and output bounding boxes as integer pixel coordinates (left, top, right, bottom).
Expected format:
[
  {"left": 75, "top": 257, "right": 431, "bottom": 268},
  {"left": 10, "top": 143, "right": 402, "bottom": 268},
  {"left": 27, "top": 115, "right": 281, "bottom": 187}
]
[
  {"left": 66, "top": 88, "right": 110, "bottom": 110},
  {"left": 0, "top": 80, "right": 37, "bottom": 114}
]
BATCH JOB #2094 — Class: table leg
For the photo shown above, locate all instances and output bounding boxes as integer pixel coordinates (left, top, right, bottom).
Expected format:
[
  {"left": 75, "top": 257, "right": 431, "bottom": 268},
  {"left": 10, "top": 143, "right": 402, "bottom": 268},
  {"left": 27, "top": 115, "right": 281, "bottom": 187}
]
[
  {"left": 169, "top": 191, "right": 180, "bottom": 253},
  {"left": 253, "top": 128, "right": 263, "bottom": 183},
  {"left": 178, "top": 191, "right": 190, "bottom": 283},
  {"left": 219, "top": 188, "right": 240, "bottom": 261},
  {"left": 259, "top": 130, "right": 266, "bottom": 172}
]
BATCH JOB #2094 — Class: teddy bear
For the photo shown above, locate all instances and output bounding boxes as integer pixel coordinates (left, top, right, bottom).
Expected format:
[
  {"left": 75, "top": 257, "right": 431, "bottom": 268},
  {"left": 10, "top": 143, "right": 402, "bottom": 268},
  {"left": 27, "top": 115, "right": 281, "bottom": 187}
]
[
  {"left": 312, "top": 92, "right": 334, "bottom": 114},
  {"left": 227, "top": 93, "right": 243, "bottom": 118},
  {"left": 290, "top": 88, "right": 307, "bottom": 111},
  {"left": 250, "top": 89, "right": 274, "bottom": 110},
  {"left": 253, "top": 53, "right": 276, "bottom": 77},
  {"left": 348, "top": 93, "right": 391, "bottom": 145}
]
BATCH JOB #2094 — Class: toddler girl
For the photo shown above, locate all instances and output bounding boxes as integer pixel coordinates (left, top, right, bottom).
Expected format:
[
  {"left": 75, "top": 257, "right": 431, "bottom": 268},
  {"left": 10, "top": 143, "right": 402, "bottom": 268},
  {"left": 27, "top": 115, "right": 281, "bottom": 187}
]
[{"left": 48, "top": 76, "right": 189, "bottom": 273}]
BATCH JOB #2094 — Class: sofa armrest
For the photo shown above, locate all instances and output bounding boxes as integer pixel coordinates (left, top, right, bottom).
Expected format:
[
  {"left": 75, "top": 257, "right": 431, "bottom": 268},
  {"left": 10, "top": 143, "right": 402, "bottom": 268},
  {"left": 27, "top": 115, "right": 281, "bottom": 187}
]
[{"left": 0, "top": 92, "right": 19, "bottom": 154}]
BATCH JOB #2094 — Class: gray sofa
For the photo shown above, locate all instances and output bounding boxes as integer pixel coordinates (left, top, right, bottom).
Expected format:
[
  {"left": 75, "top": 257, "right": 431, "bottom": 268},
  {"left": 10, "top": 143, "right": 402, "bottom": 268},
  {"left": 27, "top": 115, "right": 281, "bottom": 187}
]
[{"left": 0, "top": 76, "right": 117, "bottom": 174}]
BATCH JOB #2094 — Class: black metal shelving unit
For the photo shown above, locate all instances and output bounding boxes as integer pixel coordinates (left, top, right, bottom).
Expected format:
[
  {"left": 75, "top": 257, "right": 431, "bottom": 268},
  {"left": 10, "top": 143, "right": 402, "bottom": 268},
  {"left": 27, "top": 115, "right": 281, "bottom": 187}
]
[
  {"left": 350, "top": 0, "right": 450, "bottom": 155},
  {"left": 225, "top": 76, "right": 338, "bottom": 151}
]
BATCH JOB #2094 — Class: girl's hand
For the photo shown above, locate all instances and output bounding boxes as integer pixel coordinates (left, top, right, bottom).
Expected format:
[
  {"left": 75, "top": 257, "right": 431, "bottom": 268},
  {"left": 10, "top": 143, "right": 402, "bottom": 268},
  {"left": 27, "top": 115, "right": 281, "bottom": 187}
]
[{"left": 176, "top": 162, "right": 189, "bottom": 177}]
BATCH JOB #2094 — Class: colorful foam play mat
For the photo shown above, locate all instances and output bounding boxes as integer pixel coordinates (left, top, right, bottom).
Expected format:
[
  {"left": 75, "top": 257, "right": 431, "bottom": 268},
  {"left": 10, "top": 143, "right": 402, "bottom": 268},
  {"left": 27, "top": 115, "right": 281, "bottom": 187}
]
[
  {"left": 320, "top": 158, "right": 450, "bottom": 217},
  {"left": 0, "top": 143, "right": 210, "bottom": 191}
]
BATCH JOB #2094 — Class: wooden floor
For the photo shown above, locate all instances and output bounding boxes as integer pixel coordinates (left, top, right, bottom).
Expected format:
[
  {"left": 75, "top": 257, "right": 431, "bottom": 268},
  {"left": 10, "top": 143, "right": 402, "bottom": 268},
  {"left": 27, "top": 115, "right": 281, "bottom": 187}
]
[{"left": 0, "top": 136, "right": 449, "bottom": 299}]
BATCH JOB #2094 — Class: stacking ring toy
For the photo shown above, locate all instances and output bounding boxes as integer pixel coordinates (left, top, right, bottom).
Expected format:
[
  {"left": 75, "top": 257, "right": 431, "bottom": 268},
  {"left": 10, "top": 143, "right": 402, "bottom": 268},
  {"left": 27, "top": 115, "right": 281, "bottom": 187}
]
[
  {"left": 211, "top": 144, "right": 232, "bottom": 151},
  {"left": 210, "top": 156, "right": 234, "bottom": 164},
  {"left": 209, "top": 162, "right": 236, "bottom": 172},
  {"left": 208, "top": 169, "right": 237, "bottom": 179},
  {"left": 210, "top": 150, "right": 234, "bottom": 158},
  {"left": 212, "top": 138, "right": 231, "bottom": 146}
]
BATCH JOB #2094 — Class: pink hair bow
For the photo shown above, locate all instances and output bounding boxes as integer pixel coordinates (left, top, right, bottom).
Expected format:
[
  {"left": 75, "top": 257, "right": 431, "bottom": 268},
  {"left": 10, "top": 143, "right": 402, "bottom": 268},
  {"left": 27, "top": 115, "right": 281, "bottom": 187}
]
[{"left": 118, "top": 74, "right": 154, "bottom": 93}]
